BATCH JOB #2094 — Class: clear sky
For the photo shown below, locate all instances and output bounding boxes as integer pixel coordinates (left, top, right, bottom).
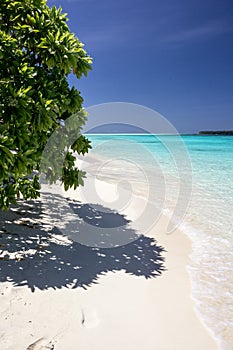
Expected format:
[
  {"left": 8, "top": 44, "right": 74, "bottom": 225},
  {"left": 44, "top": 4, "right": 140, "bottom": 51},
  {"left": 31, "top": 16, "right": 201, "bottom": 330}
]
[{"left": 48, "top": 0, "right": 233, "bottom": 133}]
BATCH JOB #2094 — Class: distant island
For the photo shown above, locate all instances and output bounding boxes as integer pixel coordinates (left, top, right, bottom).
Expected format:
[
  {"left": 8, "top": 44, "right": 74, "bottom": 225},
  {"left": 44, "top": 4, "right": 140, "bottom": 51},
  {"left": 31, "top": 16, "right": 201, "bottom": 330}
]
[{"left": 199, "top": 130, "right": 233, "bottom": 135}]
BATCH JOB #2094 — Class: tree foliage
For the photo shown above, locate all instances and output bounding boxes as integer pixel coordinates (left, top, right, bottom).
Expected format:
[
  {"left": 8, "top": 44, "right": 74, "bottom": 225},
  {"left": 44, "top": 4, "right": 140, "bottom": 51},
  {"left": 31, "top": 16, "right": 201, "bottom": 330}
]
[{"left": 0, "top": 0, "right": 92, "bottom": 209}]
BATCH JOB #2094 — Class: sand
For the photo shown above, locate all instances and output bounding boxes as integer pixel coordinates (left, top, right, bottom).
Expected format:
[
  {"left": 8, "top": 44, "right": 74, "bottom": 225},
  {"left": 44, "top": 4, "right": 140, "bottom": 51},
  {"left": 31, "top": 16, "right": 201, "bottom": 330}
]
[{"left": 0, "top": 179, "right": 220, "bottom": 350}]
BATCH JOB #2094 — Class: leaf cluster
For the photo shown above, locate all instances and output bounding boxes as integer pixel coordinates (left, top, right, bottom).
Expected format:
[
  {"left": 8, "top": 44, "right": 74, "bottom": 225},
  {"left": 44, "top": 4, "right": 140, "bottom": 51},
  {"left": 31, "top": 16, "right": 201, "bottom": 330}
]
[{"left": 0, "top": 0, "right": 92, "bottom": 209}]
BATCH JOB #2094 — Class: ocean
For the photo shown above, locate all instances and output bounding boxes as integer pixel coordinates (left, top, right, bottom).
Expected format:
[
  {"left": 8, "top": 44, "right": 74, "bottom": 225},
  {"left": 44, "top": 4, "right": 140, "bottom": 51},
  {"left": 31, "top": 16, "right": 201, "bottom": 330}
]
[{"left": 83, "top": 134, "right": 233, "bottom": 349}]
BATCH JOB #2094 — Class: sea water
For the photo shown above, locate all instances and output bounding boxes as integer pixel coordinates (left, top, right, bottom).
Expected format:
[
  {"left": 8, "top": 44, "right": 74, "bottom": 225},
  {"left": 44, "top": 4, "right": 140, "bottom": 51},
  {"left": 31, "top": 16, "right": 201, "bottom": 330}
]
[{"left": 85, "top": 134, "right": 233, "bottom": 349}]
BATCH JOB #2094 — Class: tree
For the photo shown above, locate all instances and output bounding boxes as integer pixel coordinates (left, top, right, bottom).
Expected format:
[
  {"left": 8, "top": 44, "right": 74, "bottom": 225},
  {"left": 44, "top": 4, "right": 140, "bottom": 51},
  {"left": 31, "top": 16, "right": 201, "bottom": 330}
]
[{"left": 0, "top": 0, "right": 92, "bottom": 210}]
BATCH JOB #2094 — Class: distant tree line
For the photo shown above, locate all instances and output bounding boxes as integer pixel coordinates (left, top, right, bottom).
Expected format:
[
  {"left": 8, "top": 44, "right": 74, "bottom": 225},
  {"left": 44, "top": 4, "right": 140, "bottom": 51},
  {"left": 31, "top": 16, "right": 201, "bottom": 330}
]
[{"left": 199, "top": 130, "right": 233, "bottom": 135}]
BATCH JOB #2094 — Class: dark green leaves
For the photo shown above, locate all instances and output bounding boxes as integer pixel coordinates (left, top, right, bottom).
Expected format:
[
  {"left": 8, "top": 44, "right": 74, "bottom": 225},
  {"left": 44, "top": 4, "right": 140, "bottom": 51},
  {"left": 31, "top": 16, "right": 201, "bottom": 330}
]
[{"left": 0, "top": 0, "right": 92, "bottom": 209}]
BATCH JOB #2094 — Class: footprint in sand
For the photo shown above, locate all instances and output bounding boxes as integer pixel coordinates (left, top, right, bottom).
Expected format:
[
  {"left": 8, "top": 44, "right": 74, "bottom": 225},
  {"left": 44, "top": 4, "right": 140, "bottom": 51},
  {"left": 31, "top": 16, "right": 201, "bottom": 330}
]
[
  {"left": 26, "top": 337, "right": 54, "bottom": 350},
  {"left": 81, "top": 307, "right": 100, "bottom": 328}
]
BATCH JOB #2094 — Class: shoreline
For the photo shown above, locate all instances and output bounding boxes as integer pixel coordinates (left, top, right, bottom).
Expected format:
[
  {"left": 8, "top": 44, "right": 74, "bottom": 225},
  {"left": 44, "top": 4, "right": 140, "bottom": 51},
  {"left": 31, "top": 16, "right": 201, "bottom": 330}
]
[
  {"left": 0, "top": 179, "right": 220, "bottom": 349},
  {"left": 77, "top": 149, "right": 232, "bottom": 349},
  {"left": 122, "top": 189, "right": 220, "bottom": 349}
]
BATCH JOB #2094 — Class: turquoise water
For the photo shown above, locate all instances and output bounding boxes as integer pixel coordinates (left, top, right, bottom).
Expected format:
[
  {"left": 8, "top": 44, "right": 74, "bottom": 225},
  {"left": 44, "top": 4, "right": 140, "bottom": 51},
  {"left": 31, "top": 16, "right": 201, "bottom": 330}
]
[{"left": 85, "top": 134, "right": 233, "bottom": 349}]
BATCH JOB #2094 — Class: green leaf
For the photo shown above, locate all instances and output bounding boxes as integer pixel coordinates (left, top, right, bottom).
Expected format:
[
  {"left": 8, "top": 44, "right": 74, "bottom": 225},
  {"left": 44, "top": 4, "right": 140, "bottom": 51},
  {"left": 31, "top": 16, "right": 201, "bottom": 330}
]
[{"left": 0, "top": 0, "right": 92, "bottom": 209}]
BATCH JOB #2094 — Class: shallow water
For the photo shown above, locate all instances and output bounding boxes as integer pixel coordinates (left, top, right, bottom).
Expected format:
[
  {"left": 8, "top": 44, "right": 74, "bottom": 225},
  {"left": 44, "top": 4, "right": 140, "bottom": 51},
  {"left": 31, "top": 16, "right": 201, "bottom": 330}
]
[{"left": 84, "top": 134, "right": 233, "bottom": 349}]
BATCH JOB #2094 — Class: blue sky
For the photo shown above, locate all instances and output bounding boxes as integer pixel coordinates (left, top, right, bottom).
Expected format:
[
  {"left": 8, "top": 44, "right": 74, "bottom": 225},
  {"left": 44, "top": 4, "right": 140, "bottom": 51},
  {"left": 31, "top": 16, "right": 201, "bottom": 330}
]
[{"left": 48, "top": 0, "right": 233, "bottom": 133}]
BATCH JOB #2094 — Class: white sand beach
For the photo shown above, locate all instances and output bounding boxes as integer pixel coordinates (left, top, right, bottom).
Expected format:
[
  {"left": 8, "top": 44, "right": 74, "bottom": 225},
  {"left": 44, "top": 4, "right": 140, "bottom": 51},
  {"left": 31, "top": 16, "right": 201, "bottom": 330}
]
[{"left": 0, "top": 179, "right": 220, "bottom": 350}]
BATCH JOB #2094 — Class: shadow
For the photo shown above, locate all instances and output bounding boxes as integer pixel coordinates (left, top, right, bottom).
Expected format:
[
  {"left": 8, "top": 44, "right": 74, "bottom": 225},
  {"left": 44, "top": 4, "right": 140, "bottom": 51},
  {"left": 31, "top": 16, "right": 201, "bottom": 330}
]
[{"left": 0, "top": 192, "right": 165, "bottom": 292}]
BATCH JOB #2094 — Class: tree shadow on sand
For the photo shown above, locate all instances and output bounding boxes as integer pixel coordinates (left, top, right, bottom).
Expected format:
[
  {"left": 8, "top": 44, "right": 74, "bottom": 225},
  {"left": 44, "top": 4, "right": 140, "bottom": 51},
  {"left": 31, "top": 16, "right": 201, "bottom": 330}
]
[{"left": 0, "top": 192, "right": 165, "bottom": 292}]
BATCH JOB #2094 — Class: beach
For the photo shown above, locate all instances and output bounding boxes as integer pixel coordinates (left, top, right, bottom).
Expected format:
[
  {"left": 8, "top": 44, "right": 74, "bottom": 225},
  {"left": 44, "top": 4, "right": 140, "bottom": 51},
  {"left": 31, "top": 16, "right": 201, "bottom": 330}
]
[
  {"left": 1, "top": 0, "right": 232, "bottom": 347},
  {"left": 1, "top": 133, "right": 233, "bottom": 349},
  {"left": 0, "top": 176, "right": 220, "bottom": 350}
]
